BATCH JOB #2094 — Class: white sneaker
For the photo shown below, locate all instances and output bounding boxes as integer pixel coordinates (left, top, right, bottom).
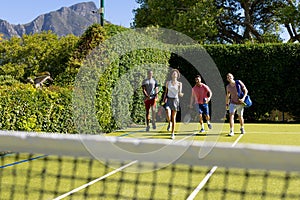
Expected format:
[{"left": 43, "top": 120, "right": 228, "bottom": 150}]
[
  {"left": 228, "top": 131, "right": 234, "bottom": 136},
  {"left": 171, "top": 133, "right": 175, "bottom": 140},
  {"left": 207, "top": 123, "right": 212, "bottom": 129},
  {"left": 240, "top": 128, "right": 245, "bottom": 134}
]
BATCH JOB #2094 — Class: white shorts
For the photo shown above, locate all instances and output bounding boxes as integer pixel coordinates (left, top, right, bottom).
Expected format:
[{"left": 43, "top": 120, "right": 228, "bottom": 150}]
[{"left": 229, "top": 103, "right": 244, "bottom": 116}]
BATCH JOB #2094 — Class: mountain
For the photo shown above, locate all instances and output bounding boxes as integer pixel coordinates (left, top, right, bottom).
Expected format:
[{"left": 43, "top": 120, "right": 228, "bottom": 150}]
[{"left": 0, "top": 1, "right": 108, "bottom": 39}]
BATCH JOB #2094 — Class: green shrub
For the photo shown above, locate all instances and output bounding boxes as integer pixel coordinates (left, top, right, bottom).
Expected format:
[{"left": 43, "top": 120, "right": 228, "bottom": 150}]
[{"left": 0, "top": 84, "right": 74, "bottom": 133}]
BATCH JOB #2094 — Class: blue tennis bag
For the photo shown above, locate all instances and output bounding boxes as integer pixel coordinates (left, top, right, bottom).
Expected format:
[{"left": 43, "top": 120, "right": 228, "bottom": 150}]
[{"left": 236, "top": 80, "right": 252, "bottom": 108}]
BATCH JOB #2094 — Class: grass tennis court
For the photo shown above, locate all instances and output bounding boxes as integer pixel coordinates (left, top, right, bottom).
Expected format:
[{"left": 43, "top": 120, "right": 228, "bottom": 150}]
[
  {"left": 1, "top": 123, "right": 300, "bottom": 199},
  {"left": 111, "top": 123, "right": 300, "bottom": 146}
]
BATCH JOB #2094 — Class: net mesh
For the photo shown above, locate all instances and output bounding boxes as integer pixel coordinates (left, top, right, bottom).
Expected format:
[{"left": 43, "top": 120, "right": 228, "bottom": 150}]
[{"left": 1, "top": 131, "right": 300, "bottom": 200}]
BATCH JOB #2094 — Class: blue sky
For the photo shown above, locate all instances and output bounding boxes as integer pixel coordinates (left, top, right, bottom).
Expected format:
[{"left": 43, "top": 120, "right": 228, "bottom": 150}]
[{"left": 0, "top": 0, "right": 139, "bottom": 27}]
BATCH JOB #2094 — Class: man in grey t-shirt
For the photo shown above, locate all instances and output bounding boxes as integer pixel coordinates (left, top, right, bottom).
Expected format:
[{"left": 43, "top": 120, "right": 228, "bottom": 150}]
[{"left": 142, "top": 70, "right": 158, "bottom": 131}]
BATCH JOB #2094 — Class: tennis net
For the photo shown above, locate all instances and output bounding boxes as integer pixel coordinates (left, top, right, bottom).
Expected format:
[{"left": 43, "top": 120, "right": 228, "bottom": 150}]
[{"left": 1, "top": 130, "right": 300, "bottom": 199}]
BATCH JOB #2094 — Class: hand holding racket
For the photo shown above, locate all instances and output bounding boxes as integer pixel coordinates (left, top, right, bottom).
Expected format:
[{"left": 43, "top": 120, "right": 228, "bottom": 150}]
[{"left": 149, "top": 84, "right": 163, "bottom": 99}]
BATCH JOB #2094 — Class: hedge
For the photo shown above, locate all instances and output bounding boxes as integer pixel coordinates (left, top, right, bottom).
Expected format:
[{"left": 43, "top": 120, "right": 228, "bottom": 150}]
[
  {"left": 204, "top": 43, "right": 300, "bottom": 121},
  {"left": 0, "top": 84, "right": 74, "bottom": 133},
  {"left": 1, "top": 43, "right": 299, "bottom": 134}
]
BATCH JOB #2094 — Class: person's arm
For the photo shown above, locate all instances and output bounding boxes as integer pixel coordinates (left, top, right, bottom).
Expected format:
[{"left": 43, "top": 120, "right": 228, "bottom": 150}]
[
  {"left": 178, "top": 82, "right": 184, "bottom": 97},
  {"left": 225, "top": 86, "right": 230, "bottom": 110},
  {"left": 189, "top": 89, "right": 195, "bottom": 108},
  {"left": 163, "top": 81, "right": 169, "bottom": 103},
  {"left": 206, "top": 85, "right": 212, "bottom": 103},
  {"left": 238, "top": 81, "right": 248, "bottom": 102},
  {"left": 154, "top": 82, "right": 159, "bottom": 100},
  {"left": 142, "top": 85, "right": 149, "bottom": 99}
]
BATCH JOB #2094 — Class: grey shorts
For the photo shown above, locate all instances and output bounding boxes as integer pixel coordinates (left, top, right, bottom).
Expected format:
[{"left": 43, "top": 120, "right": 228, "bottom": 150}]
[
  {"left": 229, "top": 103, "right": 244, "bottom": 116},
  {"left": 166, "top": 98, "right": 180, "bottom": 111}
]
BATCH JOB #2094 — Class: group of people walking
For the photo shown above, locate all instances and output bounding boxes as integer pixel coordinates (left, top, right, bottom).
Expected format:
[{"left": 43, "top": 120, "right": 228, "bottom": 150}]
[{"left": 142, "top": 69, "right": 248, "bottom": 139}]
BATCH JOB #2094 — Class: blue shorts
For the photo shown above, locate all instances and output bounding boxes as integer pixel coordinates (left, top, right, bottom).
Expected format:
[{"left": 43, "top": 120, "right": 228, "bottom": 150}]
[{"left": 196, "top": 104, "right": 209, "bottom": 115}]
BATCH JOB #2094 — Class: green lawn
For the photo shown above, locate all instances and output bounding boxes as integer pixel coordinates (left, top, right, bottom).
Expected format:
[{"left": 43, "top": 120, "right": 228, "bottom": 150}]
[
  {"left": 0, "top": 123, "right": 299, "bottom": 199},
  {"left": 111, "top": 123, "right": 300, "bottom": 146}
]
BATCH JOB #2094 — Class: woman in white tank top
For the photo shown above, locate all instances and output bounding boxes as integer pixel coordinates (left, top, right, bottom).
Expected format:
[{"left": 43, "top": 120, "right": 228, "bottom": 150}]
[
  {"left": 167, "top": 81, "right": 180, "bottom": 98},
  {"left": 163, "top": 69, "right": 184, "bottom": 139}
]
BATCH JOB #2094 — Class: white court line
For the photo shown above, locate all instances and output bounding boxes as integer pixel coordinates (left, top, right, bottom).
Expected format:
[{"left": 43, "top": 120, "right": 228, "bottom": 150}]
[
  {"left": 54, "top": 131, "right": 198, "bottom": 199},
  {"left": 186, "top": 134, "right": 244, "bottom": 200},
  {"left": 53, "top": 160, "right": 138, "bottom": 200},
  {"left": 246, "top": 132, "right": 300, "bottom": 134}
]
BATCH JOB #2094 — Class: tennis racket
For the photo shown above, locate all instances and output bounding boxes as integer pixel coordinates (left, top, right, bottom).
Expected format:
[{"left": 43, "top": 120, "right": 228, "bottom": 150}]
[{"left": 149, "top": 84, "right": 163, "bottom": 98}]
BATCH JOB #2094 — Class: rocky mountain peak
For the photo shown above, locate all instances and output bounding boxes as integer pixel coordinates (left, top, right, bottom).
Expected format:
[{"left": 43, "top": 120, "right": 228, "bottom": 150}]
[{"left": 0, "top": 1, "right": 106, "bottom": 39}]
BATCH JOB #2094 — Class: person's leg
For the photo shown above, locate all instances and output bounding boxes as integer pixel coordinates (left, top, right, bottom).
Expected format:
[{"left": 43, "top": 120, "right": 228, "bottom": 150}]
[
  {"left": 237, "top": 105, "right": 245, "bottom": 134},
  {"left": 151, "top": 101, "right": 157, "bottom": 129},
  {"left": 204, "top": 114, "right": 212, "bottom": 130},
  {"left": 145, "top": 100, "right": 151, "bottom": 131},
  {"left": 146, "top": 111, "right": 150, "bottom": 130},
  {"left": 165, "top": 99, "right": 172, "bottom": 131},
  {"left": 165, "top": 107, "right": 171, "bottom": 131},
  {"left": 238, "top": 115, "right": 244, "bottom": 131},
  {"left": 238, "top": 114, "right": 244, "bottom": 127},
  {"left": 197, "top": 104, "right": 204, "bottom": 132},
  {"left": 171, "top": 111, "right": 176, "bottom": 132},
  {"left": 203, "top": 104, "right": 212, "bottom": 129},
  {"left": 199, "top": 114, "right": 204, "bottom": 132},
  {"left": 171, "top": 110, "right": 177, "bottom": 139},
  {"left": 165, "top": 108, "right": 171, "bottom": 122},
  {"left": 229, "top": 113, "right": 234, "bottom": 132},
  {"left": 228, "top": 104, "right": 236, "bottom": 136}
]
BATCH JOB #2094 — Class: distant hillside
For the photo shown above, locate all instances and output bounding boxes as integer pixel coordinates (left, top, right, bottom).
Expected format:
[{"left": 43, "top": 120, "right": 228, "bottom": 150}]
[{"left": 0, "top": 1, "right": 109, "bottom": 39}]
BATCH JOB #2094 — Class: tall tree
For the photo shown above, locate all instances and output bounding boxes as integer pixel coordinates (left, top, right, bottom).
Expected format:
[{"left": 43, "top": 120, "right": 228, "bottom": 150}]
[
  {"left": 273, "top": 0, "right": 300, "bottom": 43},
  {"left": 215, "top": 0, "right": 283, "bottom": 43},
  {"left": 134, "top": 0, "right": 299, "bottom": 43},
  {"left": 134, "top": 0, "right": 220, "bottom": 43}
]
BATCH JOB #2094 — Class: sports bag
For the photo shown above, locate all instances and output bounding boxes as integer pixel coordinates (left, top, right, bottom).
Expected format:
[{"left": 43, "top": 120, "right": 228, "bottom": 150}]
[{"left": 235, "top": 80, "right": 252, "bottom": 108}]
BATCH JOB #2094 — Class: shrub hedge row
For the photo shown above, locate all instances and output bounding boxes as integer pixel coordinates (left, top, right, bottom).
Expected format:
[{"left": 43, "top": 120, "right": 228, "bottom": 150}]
[
  {"left": 0, "top": 84, "right": 74, "bottom": 133},
  {"left": 0, "top": 43, "right": 299, "bottom": 133}
]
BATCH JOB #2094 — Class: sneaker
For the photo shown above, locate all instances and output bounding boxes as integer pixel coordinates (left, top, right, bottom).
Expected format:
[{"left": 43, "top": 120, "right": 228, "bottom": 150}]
[
  {"left": 171, "top": 133, "right": 175, "bottom": 140},
  {"left": 228, "top": 131, "right": 234, "bottom": 136},
  {"left": 167, "top": 123, "right": 171, "bottom": 131},
  {"left": 240, "top": 128, "right": 245, "bottom": 134},
  {"left": 207, "top": 123, "right": 212, "bottom": 129},
  {"left": 152, "top": 123, "right": 156, "bottom": 129},
  {"left": 200, "top": 128, "right": 205, "bottom": 133},
  {"left": 146, "top": 126, "right": 150, "bottom": 132}
]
